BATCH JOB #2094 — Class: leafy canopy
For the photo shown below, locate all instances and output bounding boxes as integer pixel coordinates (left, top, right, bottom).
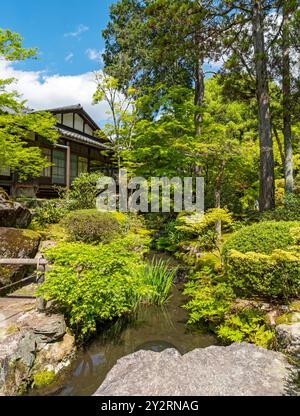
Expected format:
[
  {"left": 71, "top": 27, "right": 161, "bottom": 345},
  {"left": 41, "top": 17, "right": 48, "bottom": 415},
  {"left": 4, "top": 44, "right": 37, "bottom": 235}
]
[{"left": 0, "top": 28, "right": 58, "bottom": 180}]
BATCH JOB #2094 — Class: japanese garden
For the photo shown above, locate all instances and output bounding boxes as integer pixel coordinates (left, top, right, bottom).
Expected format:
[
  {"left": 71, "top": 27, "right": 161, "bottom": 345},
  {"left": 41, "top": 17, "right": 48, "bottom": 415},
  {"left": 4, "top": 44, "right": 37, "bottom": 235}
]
[{"left": 0, "top": 0, "right": 300, "bottom": 398}]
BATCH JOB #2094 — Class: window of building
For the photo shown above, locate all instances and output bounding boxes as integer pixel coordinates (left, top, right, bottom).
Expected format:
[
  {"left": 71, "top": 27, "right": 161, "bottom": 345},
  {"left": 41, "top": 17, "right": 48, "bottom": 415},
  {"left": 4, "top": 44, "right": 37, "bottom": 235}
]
[
  {"left": 78, "top": 157, "right": 88, "bottom": 175},
  {"left": 41, "top": 148, "right": 51, "bottom": 177},
  {"left": 84, "top": 124, "right": 93, "bottom": 136},
  {"left": 62, "top": 113, "right": 73, "bottom": 128},
  {"left": 55, "top": 113, "right": 62, "bottom": 124},
  {"left": 52, "top": 149, "right": 66, "bottom": 184},
  {"left": 74, "top": 114, "right": 84, "bottom": 132}
]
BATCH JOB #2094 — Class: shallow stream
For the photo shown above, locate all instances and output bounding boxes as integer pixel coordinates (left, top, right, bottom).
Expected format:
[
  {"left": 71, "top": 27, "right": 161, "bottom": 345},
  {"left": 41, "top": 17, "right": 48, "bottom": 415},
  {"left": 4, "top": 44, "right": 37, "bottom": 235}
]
[{"left": 34, "top": 285, "right": 217, "bottom": 396}]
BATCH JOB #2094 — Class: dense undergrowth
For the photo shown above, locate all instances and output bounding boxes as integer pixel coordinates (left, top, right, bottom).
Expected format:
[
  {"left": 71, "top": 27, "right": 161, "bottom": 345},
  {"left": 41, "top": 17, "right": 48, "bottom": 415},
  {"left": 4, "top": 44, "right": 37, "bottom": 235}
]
[{"left": 32, "top": 173, "right": 300, "bottom": 349}]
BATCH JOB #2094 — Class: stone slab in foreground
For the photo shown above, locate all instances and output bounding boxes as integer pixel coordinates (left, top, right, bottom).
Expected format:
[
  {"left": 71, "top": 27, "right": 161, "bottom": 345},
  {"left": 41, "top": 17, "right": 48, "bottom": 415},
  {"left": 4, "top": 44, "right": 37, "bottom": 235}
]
[{"left": 94, "top": 343, "right": 299, "bottom": 396}]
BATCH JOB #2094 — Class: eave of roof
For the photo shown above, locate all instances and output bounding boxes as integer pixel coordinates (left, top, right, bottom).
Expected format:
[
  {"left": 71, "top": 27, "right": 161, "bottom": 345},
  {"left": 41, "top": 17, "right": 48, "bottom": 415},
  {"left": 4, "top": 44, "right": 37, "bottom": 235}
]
[{"left": 55, "top": 125, "right": 111, "bottom": 151}]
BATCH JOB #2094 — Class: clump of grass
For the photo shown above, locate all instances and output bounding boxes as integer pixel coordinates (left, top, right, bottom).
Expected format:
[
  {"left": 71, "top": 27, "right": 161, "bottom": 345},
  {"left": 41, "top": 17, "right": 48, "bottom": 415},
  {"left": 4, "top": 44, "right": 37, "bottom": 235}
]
[{"left": 140, "top": 258, "right": 177, "bottom": 305}]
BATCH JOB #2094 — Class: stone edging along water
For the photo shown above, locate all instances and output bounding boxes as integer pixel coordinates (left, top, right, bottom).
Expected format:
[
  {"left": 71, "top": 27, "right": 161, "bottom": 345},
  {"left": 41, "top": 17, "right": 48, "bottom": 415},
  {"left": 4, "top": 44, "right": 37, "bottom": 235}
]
[{"left": 94, "top": 342, "right": 300, "bottom": 396}]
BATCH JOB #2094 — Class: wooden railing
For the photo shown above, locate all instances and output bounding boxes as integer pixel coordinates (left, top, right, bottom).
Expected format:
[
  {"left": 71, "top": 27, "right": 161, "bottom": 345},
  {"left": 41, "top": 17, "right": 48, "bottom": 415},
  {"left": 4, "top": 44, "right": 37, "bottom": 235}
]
[{"left": 0, "top": 257, "right": 48, "bottom": 311}]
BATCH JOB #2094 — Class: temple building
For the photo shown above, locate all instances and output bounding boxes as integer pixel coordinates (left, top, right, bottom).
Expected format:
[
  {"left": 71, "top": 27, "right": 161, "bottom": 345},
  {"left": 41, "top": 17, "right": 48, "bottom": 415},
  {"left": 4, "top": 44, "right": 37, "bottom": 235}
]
[{"left": 0, "top": 104, "right": 113, "bottom": 198}]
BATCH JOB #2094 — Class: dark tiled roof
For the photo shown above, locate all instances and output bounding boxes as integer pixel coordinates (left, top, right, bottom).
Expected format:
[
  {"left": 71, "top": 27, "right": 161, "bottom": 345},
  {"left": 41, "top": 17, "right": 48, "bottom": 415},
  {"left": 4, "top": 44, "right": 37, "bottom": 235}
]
[
  {"left": 55, "top": 125, "right": 111, "bottom": 150},
  {"left": 46, "top": 104, "right": 82, "bottom": 112}
]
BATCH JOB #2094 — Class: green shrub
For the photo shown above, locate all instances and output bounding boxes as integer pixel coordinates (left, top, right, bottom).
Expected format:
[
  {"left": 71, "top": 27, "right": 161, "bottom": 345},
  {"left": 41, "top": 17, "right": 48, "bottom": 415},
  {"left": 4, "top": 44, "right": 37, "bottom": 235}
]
[
  {"left": 139, "top": 257, "right": 177, "bottom": 305},
  {"left": 177, "top": 209, "right": 233, "bottom": 265},
  {"left": 222, "top": 221, "right": 300, "bottom": 257},
  {"left": 216, "top": 309, "right": 274, "bottom": 348},
  {"left": 260, "top": 194, "right": 300, "bottom": 222},
  {"left": 38, "top": 235, "right": 150, "bottom": 340},
  {"left": 65, "top": 171, "right": 102, "bottom": 211},
  {"left": 34, "top": 200, "right": 67, "bottom": 226},
  {"left": 183, "top": 267, "right": 235, "bottom": 325},
  {"left": 225, "top": 249, "right": 300, "bottom": 300},
  {"left": 62, "top": 209, "right": 122, "bottom": 243},
  {"left": 155, "top": 218, "right": 191, "bottom": 252}
]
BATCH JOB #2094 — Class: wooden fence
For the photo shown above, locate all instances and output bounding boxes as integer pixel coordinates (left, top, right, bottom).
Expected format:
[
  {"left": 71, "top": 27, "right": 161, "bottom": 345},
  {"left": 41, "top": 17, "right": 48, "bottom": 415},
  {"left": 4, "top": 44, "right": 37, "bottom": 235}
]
[{"left": 0, "top": 257, "right": 48, "bottom": 311}]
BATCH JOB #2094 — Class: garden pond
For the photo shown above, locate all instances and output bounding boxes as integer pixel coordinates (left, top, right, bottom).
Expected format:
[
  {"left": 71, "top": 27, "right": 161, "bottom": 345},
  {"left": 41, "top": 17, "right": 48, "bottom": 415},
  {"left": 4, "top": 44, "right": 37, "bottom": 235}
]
[{"left": 31, "top": 285, "right": 217, "bottom": 396}]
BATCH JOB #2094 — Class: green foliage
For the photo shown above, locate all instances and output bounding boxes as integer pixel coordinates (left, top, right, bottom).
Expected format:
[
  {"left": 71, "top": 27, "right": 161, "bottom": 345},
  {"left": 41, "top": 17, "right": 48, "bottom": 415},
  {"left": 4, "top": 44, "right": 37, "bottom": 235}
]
[
  {"left": 183, "top": 267, "right": 235, "bottom": 325},
  {"left": 155, "top": 217, "right": 191, "bottom": 252},
  {"left": 176, "top": 209, "right": 233, "bottom": 263},
  {"left": 62, "top": 210, "right": 122, "bottom": 244},
  {"left": 225, "top": 249, "right": 300, "bottom": 301},
  {"left": 222, "top": 221, "right": 300, "bottom": 257},
  {"left": 34, "top": 200, "right": 67, "bottom": 227},
  {"left": 0, "top": 29, "right": 36, "bottom": 61},
  {"left": 0, "top": 29, "right": 58, "bottom": 180},
  {"left": 216, "top": 309, "right": 274, "bottom": 349},
  {"left": 123, "top": 85, "right": 197, "bottom": 178},
  {"left": 223, "top": 221, "right": 300, "bottom": 301},
  {"left": 260, "top": 194, "right": 300, "bottom": 222},
  {"left": 64, "top": 172, "right": 103, "bottom": 211},
  {"left": 0, "top": 111, "right": 58, "bottom": 181},
  {"left": 195, "top": 252, "right": 221, "bottom": 271},
  {"left": 93, "top": 73, "right": 137, "bottom": 168},
  {"left": 139, "top": 257, "right": 177, "bottom": 305},
  {"left": 38, "top": 235, "right": 150, "bottom": 340},
  {"left": 183, "top": 267, "right": 275, "bottom": 348},
  {"left": 178, "top": 209, "right": 233, "bottom": 235}
]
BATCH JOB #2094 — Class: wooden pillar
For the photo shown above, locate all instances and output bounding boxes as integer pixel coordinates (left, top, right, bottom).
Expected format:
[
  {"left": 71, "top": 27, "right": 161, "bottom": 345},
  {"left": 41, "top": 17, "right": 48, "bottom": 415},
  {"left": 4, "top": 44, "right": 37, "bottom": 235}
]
[{"left": 66, "top": 141, "right": 71, "bottom": 189}]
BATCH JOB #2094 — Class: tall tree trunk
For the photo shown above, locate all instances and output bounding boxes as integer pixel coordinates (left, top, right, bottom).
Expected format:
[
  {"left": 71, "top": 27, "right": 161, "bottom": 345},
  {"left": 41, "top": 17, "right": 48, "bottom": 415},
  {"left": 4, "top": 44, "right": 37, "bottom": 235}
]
[
  {"left": 273, "top": 126, "right": 285, "bottom": 168},
  {"left": 194, "top": 53, "right": 205, "bottom": 137},
  {"left": 282, "top": 2, "right": 294, "bottom": 194},
  {"left": 252, "top": 0, "right": 275, "bottom": 211}
]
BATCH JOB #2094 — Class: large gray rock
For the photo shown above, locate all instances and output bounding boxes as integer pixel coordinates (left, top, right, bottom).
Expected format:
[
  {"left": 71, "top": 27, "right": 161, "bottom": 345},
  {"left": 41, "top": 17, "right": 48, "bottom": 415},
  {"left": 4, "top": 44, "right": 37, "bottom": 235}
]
[
  {"left": 18, "top": 311, "right": 66, "bottom": 343},
  {"left": 0, "top": 306, "right": 75, "bottom": 396},
  {"left": 0, "top": 194, "right": 32, "bottom": 228},
  {"left": 0, "top": 330, "right": 37, "bottom": 396},
  {"left": 276, "top": 323, "right": 300, "bottom": 360},
  {"left": 94, "top": 343, "right": 299, "bottom": 396},
  {"left": 0, "top": 228, "right": 40, "bottom": 288}
]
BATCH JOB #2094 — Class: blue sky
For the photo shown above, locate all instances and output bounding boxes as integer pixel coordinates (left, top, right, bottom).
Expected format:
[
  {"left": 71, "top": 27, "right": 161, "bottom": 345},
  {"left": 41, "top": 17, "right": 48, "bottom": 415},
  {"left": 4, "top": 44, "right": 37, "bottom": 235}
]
[
  {"left": 0, "top": 0, "right": 115, "bottom": 123},
  {"left": 0, "top": 1, "right": 220, "bottom": 124},
  {"left": 0, "top": 0, "right": 114, "bottom": 75}
]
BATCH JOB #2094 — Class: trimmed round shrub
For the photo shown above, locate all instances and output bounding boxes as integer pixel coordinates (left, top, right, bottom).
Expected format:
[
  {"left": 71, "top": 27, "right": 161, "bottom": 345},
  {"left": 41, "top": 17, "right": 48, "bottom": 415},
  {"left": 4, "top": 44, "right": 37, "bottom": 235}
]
[
  {"left": 63, "top": 209, "right": 122, "bottom": 243},
  {"left": 222, "top": 221, "right": 300, "bottom": 257},
  {"left": 225, "top": 249, "right": 300, "bottom": 300}
]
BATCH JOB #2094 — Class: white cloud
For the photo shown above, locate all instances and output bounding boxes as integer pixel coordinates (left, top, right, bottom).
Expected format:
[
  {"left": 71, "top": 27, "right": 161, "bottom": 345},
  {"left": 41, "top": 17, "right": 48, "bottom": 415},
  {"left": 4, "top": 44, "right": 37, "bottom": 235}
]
[
  {"left": 86, "top": 48, "right": 104, "bottom": 63},
  {"left": 64, "top": 24, "right": 89, "bottom": 38},
  {"left": 65, "top": 52, "right": 74, "bottom": 63},
  {"left": 0, "top": 61, "right": 109, "bottom": 124}
]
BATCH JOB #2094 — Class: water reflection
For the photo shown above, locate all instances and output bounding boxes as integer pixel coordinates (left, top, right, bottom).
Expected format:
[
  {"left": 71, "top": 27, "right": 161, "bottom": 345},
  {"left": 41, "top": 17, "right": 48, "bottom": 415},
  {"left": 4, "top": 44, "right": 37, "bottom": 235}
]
[{"left": 32, "top": 286, "right": 217, "bottom": 396}]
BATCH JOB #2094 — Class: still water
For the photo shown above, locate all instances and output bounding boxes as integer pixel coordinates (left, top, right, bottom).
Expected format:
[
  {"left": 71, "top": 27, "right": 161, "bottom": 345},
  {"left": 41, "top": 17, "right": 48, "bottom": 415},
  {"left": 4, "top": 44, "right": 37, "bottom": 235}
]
[{"left": 33, "top": 286, "right": 217, "bottom": 396}]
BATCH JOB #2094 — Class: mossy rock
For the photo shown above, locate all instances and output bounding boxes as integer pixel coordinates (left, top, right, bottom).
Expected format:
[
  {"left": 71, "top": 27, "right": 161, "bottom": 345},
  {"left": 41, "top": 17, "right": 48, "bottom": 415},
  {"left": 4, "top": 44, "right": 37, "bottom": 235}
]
[
  {"left": 32, "top": 370, "right": 56, "bottom": 389},
  {"left": 0, "top": 194, "right": 32, "bottom": 228}
]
